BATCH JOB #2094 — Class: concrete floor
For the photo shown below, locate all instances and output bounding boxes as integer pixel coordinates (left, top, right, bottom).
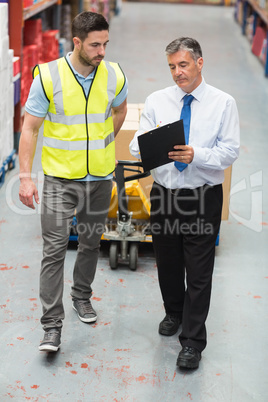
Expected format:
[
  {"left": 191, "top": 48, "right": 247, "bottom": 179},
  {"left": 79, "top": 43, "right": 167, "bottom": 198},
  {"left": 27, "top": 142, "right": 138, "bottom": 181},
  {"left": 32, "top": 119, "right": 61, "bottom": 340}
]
[{"left": 1, "top": 3, "right": 268, "bottom": 401}]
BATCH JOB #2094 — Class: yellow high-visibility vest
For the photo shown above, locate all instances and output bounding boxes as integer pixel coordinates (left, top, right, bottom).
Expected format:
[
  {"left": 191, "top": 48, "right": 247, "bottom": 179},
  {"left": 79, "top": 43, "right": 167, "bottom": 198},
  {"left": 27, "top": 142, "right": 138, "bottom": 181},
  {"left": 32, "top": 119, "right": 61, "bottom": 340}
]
[{"left": 33, "top": 57, "right": 125, "bottom": 179}]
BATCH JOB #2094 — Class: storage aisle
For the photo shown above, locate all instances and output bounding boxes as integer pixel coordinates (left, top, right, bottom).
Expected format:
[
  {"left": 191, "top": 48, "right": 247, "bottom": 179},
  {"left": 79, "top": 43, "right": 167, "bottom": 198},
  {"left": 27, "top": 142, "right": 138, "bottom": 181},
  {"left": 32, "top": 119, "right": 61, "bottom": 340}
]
[{"left": 1, "top": 3, "right": 268, "bottom": 401}]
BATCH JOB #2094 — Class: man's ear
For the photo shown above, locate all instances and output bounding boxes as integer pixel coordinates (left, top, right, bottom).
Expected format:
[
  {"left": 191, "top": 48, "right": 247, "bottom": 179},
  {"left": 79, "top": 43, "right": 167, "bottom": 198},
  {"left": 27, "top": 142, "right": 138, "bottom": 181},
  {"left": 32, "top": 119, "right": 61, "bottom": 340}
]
[
  {"left": 73, "top": 37, "right": 81, "bottom": 50},
  {"left": 197, "top": 57, "right": 203, "bottom": 72}
]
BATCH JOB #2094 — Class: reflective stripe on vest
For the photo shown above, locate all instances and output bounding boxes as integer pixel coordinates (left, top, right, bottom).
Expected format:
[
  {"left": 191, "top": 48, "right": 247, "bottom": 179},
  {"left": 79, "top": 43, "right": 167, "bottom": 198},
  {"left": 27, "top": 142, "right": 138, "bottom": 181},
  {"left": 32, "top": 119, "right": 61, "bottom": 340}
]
[
  {"left": 43, "top": 132, "right": 114, "bottom": 151},
  {"left": 34, "top": 58, "right": 125, "bottom": 179}
]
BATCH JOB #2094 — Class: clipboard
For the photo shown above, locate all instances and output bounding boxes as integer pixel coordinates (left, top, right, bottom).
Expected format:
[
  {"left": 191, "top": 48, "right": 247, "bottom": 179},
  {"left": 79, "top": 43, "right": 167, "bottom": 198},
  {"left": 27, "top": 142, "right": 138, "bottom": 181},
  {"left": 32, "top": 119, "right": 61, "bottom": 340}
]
[{"left": 137, "top": 119, "right": 185, "bottom": 171}]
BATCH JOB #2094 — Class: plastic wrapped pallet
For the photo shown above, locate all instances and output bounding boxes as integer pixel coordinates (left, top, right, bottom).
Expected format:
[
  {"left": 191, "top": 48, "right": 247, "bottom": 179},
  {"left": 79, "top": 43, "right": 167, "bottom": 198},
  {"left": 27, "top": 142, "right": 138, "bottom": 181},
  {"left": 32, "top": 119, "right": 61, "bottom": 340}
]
[
  {"left": 0, "top": 2, "right": 8, "bottom": 40},
  {"left": 0, "top": 34, "right": 8, "bottom": 71},
  {"left": 0, "top": 102, "right": 3, "bottom": 167},
  {"left": 0, "top": 3, "right": 9, "bottom": 167},
  {"left": 0, "top": 3, "right": 14, "bottom": 169},
  {"left": 8, "top": 49, "right": 14, "bottom": 84}
]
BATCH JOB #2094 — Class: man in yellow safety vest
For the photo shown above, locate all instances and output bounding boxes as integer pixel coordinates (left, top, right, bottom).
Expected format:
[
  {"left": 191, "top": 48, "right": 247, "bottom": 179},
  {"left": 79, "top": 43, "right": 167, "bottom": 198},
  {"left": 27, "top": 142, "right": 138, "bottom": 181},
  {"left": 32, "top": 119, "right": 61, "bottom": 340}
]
[{"left": 18, "top": 11, "right": 128, "bottom": 352}]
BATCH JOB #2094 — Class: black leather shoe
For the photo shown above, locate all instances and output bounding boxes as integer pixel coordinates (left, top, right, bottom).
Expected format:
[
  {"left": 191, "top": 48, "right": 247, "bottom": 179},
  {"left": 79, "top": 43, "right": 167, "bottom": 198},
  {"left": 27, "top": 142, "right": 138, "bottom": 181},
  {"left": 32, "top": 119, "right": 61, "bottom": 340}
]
[
  {"left": 159, "top": 314, "right": 181, "bottom": 336},
  {"left": 176, "top": 346, "right": 201, "bottom": 369}
]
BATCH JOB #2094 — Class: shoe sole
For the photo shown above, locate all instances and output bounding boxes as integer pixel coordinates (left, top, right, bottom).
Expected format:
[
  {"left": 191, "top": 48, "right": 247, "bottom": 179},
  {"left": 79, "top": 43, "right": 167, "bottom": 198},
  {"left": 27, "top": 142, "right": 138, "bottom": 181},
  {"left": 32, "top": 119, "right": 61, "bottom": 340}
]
[
  {"left": 159, "top": 326, "right": 180, "bottom": 336},
  {"left": 177, "top": 360, "right": 199, "bottom": 369},
  {"left": 72, "top": 305, "right": 97, "bottom": 323},
  {"left": 39, "top": 344, "right": 61, "bottom": 352},
  {"left": 177, "top": 357, "right": 201, "bottom": 369}
]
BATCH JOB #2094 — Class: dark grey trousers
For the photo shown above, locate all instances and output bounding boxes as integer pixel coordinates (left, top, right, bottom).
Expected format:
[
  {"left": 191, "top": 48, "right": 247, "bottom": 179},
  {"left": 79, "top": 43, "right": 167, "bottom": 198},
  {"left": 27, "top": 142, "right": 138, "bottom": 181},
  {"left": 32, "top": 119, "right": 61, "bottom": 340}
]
[{"left": 40, "top": 176, "right": 113, "bottom": 330}]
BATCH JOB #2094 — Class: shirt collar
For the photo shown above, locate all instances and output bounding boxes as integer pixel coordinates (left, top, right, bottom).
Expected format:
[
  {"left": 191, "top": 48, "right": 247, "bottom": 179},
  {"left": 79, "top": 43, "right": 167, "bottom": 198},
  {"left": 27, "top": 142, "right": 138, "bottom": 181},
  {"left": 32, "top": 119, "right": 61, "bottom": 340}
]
[
  {"left": 176, "top": 76, "right": 206, "bottom": 103},
  {"left": 66, "top": 52, "right": 96, "bottom": 80}
]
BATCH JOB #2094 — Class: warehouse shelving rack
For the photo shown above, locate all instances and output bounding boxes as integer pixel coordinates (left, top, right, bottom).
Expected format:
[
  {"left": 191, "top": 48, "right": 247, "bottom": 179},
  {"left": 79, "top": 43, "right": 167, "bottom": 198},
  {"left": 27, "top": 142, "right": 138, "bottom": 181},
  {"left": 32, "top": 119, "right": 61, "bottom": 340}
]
[
  {"left": 8, "top": 0, "right": 62, "bottom": 151},
  {"left": 236, "top": 0, "right": 268, "bottom": 76},
  {"left": 0, "top": 150, "right": 16, "bottom": 189}
]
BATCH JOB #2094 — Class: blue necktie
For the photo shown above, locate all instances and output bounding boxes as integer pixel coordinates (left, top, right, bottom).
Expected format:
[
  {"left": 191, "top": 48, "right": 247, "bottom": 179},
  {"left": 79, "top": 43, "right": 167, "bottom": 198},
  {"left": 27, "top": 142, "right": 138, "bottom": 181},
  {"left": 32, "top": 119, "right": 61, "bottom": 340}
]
[{"left": 175, "top": 94, "right": 194, "bottom": 172}]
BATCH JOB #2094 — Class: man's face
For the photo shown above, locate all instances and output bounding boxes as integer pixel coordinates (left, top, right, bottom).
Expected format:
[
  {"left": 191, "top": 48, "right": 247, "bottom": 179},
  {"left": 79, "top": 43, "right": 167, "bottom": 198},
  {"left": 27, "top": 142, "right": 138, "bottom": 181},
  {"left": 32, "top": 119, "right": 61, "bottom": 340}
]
[
  {"left": 78, "top": 30, "right": 109, "bottom": 68},
  {"left": 167, "top": 50, "right": 203, "bottom": 93}
]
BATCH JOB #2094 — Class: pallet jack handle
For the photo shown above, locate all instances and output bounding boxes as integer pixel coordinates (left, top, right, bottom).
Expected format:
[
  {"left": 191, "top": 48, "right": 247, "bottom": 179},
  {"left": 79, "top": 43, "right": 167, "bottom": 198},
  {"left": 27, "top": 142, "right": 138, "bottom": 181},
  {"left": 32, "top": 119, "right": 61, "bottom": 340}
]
[{"left": 114, "top": 160, "right": 150, "bottom": 222}]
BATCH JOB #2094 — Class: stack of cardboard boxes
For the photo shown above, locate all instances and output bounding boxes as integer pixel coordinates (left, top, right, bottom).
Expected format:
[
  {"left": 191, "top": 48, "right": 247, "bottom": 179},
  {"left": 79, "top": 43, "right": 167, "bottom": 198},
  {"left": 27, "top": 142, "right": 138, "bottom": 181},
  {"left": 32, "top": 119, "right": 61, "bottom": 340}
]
[
  {"left": 115, "top": 103, "right": 154, "bottom": 203},
  {"left": 115, "top": 103, "right": 232, "bottom": 221}
]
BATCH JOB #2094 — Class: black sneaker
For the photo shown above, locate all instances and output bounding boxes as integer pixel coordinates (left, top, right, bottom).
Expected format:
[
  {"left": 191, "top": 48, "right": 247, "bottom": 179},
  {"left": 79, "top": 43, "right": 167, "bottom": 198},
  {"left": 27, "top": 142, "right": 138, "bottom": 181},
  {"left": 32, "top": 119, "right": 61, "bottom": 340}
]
[
  {"left": 72, "top": 299, "right": 97, "bottom": 323},
  {"left": 39, "top": 328, "right": 61, "bottom": 352},
  {"left": 159, "top": 314, "right": 181, "bottom": 336}
]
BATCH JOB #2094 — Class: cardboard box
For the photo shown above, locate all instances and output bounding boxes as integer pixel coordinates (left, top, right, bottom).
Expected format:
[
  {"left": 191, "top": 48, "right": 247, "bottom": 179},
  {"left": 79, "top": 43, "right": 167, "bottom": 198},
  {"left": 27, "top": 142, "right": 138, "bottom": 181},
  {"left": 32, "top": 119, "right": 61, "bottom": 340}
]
[
  {"left": 125, "top": 107, "right": 140, "bottom": 122},
  {"left": 115, "top": 103, "right": 140, "bottom": 163},
  {"left": 115, "top": 123, "right": 139, "bottom": 162},
  {"left": 221, "top": 165, "right": 232, "bottom": 221}
]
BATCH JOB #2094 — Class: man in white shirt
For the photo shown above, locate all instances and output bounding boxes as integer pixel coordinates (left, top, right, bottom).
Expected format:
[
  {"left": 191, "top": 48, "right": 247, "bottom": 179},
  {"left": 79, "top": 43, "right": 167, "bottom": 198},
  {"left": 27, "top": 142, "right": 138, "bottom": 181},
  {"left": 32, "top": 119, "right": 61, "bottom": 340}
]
[{"left": 129, "top": 37, "right": 239, "bottom": 369}]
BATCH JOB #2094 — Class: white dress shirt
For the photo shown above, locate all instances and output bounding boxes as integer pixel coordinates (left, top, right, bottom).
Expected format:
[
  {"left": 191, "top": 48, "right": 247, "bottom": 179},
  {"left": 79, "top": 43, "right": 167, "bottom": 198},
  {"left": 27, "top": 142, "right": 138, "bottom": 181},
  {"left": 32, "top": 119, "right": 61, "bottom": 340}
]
[{"left": 129, "top": 78, "right": 240, "bottom": 189}]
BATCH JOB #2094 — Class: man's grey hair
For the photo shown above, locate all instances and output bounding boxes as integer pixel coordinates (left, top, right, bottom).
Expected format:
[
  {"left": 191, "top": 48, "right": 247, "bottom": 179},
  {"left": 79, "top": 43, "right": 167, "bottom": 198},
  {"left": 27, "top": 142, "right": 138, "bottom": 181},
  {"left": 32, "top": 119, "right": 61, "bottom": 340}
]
[{"left": 165, "top": 37, "right": 202, "bottom": 63}]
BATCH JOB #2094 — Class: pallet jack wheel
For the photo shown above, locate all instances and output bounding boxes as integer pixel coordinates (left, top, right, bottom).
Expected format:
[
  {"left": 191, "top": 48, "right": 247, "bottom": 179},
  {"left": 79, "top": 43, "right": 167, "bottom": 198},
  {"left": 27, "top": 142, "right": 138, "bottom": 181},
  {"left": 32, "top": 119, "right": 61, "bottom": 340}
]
[
  {"left": 109, "top": 242, "right": 119, "bottom": 269},
  {"left": 129, "top": 243, "right": 138, "bottom": 271}
]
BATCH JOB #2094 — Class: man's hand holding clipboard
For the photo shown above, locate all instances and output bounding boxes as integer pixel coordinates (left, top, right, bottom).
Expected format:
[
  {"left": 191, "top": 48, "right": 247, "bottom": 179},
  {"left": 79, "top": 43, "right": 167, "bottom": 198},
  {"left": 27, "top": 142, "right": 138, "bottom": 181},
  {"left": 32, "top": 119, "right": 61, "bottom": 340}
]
[
  {"left": 137, "top": 119, "right": 190, "bottom": 171},
  {"left": 168, "top": 144, "right": 195, "bottom": 166}
]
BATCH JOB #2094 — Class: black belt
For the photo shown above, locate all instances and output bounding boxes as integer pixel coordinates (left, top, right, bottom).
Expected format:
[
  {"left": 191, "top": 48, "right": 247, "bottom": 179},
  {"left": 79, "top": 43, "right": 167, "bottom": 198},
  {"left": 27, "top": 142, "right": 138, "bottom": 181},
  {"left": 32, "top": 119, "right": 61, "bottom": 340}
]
[{"left": 154, "top": 182, "right": 221, "bottom": 196}]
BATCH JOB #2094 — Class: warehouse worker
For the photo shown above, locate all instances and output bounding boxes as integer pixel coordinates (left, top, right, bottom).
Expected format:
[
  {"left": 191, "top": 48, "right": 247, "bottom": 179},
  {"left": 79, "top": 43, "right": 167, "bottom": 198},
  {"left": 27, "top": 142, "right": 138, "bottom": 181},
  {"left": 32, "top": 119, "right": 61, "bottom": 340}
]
[
  {"left": 19, "top": 11, "right": 127, "bottom": 352},
  {"left": 129, "top": 37, "right": 239, "bottom": 369}
]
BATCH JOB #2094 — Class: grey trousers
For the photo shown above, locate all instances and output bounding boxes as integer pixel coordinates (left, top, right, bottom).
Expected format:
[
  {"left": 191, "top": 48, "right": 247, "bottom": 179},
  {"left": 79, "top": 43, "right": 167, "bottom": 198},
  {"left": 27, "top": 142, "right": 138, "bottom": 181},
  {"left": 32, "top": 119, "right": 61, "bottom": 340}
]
[{"left": 40, "top": 176, "right": 113, "bottom": 330}]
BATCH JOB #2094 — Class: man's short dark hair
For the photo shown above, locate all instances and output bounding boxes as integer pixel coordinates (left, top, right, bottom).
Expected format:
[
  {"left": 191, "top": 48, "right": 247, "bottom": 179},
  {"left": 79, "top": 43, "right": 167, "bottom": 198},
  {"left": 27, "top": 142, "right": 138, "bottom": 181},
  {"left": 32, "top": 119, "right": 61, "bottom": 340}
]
[
  {"left": 165, "top": 37, "right": 202, "bottom": 63},
  {"left": 72, "top": 11, "right": 109, "bottom": 42}
]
